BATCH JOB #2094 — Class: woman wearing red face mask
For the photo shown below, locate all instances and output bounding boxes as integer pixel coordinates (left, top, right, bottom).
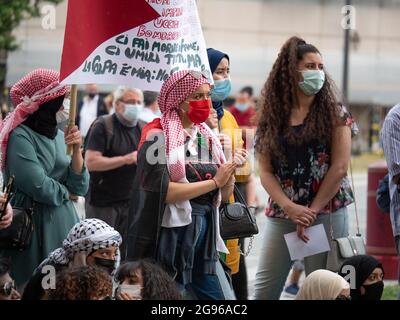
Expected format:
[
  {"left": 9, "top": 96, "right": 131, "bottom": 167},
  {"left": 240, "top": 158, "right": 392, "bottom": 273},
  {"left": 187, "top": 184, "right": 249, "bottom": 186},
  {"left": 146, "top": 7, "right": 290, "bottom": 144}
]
[{"left": 126, "top": 70, "right": 247, "bottom": 300}]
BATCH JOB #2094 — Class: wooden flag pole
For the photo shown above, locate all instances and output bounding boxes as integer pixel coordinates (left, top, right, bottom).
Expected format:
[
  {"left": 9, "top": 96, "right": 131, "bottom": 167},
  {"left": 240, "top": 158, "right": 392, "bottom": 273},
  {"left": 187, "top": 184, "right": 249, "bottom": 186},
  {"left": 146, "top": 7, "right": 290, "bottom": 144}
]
[{"left": 67, "top": 84, "right": 78, "bottom": 155}]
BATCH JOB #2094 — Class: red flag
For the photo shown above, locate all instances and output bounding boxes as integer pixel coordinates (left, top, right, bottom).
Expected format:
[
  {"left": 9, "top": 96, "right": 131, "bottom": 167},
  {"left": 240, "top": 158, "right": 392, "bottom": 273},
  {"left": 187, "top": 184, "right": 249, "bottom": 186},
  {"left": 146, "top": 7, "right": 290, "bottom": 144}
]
[{"left": 60, "top": 0, "right": 159, "bottom": 82}]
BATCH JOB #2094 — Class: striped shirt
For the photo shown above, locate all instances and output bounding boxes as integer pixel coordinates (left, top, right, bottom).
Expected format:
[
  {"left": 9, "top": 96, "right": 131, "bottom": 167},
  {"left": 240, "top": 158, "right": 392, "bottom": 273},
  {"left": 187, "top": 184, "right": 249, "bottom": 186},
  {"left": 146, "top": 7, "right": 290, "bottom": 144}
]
[{"left": 381, "top": 103, "right": 400, "bottom": 237}]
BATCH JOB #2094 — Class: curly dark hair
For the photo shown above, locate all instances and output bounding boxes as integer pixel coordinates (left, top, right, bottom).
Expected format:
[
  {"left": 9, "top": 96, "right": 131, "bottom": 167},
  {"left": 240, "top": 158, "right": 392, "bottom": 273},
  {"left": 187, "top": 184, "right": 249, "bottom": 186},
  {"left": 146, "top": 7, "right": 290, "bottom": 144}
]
[
  {"left": 115, "top": 259, "right": 182, "bottom": 300},
  {"left": 255, "top": 36, "right": 340, "bottom": 159},
  {"left": 48, "top": 266, "right": 112, "bottom": 300}
]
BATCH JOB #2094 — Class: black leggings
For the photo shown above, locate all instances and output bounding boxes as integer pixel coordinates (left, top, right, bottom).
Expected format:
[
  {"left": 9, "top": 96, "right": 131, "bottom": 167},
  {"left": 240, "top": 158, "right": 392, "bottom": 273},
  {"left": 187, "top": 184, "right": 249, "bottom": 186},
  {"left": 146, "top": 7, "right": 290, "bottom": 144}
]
[{"left": 232, "top": 238, "right": 248, "bottom": 300}]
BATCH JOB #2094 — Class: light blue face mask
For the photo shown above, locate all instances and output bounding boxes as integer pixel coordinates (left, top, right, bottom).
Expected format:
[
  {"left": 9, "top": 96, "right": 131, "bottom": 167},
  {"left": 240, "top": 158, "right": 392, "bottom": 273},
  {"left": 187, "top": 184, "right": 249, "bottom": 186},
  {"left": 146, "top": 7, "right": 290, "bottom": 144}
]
[
  {"left": 155, "top": 108, "right": 162, "bottom": 117},
  {"left": 298, "top": 70, "right": 325, "bottom": 96},
  {"left": 123, "top": 103, "right": 143, "bottom": 122},
  {"left": 210, "top": 78, "right": 232, "bottom": 102},
  {"left": 235, "top": 102, "right": 249, "bottom": 112}
]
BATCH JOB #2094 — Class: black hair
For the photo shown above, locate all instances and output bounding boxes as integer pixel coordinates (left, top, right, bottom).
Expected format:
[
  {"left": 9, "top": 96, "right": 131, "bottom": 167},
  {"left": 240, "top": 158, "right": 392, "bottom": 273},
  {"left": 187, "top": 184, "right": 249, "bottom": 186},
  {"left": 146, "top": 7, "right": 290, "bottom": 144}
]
[
  {"left": 240, "top": 86, "right": 253, "bottom": 97},
  {"left": 143, "top": 91, "right": 159, "bottom": 107},
  {"left": 223, "top": 97, "right": 236, "bottom": 108},
  {"left": 116, "top": 259, "right": 182, "bottom": 300},
  {"left": 297, "top": 43, "right": 321, "bottom": 60}
]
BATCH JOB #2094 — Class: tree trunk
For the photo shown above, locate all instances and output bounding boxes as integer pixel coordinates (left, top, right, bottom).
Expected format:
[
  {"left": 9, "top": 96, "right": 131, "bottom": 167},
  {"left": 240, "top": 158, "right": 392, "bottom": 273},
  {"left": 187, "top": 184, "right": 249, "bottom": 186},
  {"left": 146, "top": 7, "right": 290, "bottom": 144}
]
[
  {"left": 0, "top": 49, "right": 8, "bottom": 105},
  {"left": 0, "top": 49, "right": 9, "bottom": 119}
]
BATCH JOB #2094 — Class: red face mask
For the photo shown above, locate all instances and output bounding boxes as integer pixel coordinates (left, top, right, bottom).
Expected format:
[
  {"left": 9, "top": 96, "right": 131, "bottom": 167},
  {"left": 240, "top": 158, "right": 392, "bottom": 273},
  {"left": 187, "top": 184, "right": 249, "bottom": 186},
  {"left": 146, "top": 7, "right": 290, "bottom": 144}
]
[{"left": 186, "top": 99, "right": 211, "bottom": 124}]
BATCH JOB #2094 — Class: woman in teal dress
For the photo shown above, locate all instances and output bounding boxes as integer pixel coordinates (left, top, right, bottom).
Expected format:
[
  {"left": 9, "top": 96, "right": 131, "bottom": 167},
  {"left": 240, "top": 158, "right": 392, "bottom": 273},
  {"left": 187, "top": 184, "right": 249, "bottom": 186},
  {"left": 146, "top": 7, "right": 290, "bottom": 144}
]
[{"left": 0, "top": 69, "right": 89, "bottom": 286}]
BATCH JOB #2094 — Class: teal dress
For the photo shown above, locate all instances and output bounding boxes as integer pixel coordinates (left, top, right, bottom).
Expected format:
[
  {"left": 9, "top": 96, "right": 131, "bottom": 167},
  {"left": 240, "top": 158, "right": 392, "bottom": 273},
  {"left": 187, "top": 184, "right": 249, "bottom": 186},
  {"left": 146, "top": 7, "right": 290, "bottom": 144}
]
[{"left": 2, "top": 124, "right": 89, "bottom": 285}]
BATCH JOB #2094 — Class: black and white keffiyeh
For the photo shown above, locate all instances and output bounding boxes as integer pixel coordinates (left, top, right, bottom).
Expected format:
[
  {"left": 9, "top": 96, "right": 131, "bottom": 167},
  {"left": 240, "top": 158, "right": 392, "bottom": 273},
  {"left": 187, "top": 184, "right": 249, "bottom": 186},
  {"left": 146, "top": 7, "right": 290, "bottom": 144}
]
[{"left": 38, "top": 219, "right": 122, "bottom": 271}]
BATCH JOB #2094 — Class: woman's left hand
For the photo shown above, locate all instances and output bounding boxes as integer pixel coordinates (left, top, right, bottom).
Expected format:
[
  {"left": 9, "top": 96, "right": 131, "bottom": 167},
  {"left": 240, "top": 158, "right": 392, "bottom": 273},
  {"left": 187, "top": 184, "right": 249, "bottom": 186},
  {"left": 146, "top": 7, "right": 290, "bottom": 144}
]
[
  {"left": 297, "top": 224, "right": 310, "bottom": 243},
  {"left": 64, "top": 125, "right": 82, "bottom": 149},
  {"left": 222, "top": 173, "right": 235, "bottom": 188},
  {"left": 0, "top": 203, "right": 13, "bottom": 230},
  {"left": 206, "top": 107, "right": 218, "bottom": 129},
  {"left": 218, "top": 134, "right": 233, "bottom": 154}
]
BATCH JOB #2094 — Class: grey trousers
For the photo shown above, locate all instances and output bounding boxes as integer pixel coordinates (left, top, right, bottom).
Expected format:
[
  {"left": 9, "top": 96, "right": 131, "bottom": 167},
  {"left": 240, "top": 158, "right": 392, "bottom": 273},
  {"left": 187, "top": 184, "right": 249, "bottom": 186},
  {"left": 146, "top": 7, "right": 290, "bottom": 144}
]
[
  {"left": 85, "top": 201, "right": 130, "bottom": 260},
  {"left": 254, "top": 208, "right": 349, "bottom": 300}
]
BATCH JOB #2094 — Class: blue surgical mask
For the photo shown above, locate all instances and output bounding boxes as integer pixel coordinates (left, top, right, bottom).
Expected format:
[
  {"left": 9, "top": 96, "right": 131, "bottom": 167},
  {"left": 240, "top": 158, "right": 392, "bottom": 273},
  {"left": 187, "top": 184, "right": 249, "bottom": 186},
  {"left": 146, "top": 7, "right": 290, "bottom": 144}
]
[
  {"left": 211, "top": 78, "right": 232, "bottom": 102},
  {"left": 298, "top": 70, "right": 325, "bottom": 96},
  {"left": 155, "top": 108, "right": 162, "bottom": 117},
  {"left": 235, "top": 103, "right": 249, "bottom": 112},
  {"left": 123, "top": 103, "right": 143, "bottom": 122}
]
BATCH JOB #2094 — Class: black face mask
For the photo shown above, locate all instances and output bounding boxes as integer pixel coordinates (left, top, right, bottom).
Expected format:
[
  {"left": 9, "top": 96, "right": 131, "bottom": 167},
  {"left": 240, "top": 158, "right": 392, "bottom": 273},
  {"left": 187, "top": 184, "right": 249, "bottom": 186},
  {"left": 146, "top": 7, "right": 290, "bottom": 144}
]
[
  {"left": 361, "top": 281, "right": 384, "bottom": 300},
  {"left": 23, "top": 95, "right": 64, "bottom": 139},
  {"left": 88, "top": 93, "right": 96, "bottom": 99},
  {"left": 94, "top": 257, "right": 115, "bottom": 275}
]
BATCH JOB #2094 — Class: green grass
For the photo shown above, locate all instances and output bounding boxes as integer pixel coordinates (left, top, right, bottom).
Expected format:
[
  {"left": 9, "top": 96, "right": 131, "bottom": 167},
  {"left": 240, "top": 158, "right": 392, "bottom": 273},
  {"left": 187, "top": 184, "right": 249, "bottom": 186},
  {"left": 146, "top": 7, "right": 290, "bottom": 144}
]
[
  {"left": 381, "top": 285, "right": 400, "bottom": 300},
  {"left": 351, "top": 152, "right": 385, "bottom": 173}
]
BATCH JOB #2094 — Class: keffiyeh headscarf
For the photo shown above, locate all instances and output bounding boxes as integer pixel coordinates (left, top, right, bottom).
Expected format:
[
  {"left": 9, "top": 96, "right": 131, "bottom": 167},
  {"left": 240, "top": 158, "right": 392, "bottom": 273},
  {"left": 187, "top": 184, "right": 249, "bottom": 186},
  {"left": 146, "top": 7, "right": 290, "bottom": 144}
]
[
  {"left": 158, "top": 69, "right": 225, "bottom": 182},
  {"left": 38, "top": 219, "right": 122, "bottom": 271},
  {"left": 0, "top": 69, "right": 69, "bottom": 169},
  {"left": 158, "top": 70, "right": 228, "bottom": 254}
]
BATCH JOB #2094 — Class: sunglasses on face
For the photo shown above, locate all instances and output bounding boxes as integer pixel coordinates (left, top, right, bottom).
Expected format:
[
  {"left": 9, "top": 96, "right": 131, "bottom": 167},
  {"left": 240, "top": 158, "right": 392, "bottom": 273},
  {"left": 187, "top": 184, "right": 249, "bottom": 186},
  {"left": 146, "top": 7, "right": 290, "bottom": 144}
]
[
  {"left": 335, "top": 294, "right": 352, "bottom": 301},
  {"left": 187, "top": 70, "right": 210, "bottom": 80},
  {"left": 164, "top": 70, "right": 211, "bottom": 100},
  {"left": 1, "top": 281, "right": 16, "bottom": 297}
]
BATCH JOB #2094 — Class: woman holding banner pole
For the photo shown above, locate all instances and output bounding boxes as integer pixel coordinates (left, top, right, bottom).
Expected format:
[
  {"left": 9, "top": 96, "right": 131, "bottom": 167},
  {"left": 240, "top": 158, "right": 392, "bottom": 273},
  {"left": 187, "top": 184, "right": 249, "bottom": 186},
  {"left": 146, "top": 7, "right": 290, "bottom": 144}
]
[{"left": 0, "top": 69, "right": 89, "bottom": 287}]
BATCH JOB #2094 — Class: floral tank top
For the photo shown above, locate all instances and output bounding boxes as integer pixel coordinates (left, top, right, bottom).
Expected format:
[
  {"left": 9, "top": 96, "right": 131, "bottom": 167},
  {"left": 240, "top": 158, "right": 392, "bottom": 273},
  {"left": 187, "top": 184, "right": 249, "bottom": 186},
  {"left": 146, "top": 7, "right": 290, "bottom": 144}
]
[{"left": 266, "top": 105, "right": 359, "bottom": 218}]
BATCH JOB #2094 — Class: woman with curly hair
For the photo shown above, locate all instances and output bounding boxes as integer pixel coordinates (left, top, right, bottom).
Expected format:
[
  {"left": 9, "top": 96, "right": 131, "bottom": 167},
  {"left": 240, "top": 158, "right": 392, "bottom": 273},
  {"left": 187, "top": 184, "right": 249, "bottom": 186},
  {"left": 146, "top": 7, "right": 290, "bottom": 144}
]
[
  {"left": 115, "top": 259, "right": 181, "bottom": 300},
  {"left": 254, "top": 36, "right": 358, "bottom": 300},
  {"left": 48, "top": 266, "right": 112, "bottom": 300}
]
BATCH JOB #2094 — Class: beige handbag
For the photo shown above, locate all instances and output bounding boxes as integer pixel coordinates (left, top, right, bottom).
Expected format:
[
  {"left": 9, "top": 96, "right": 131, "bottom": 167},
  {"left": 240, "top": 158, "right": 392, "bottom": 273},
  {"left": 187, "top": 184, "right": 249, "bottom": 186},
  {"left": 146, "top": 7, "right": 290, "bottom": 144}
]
[{"left": 326, "top": 160, "right": 366, "bottom": 272}]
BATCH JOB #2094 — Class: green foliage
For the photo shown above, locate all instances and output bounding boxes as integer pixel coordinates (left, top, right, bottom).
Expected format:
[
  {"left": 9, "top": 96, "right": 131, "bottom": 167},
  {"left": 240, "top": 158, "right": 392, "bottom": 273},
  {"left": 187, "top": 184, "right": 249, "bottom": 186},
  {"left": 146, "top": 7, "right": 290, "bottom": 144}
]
[
  {"left": 0, "top": 0, "right": 63, "bottom": 51},
  {"left": 381, "top": 284, "right": 400, "bottom": 300}
]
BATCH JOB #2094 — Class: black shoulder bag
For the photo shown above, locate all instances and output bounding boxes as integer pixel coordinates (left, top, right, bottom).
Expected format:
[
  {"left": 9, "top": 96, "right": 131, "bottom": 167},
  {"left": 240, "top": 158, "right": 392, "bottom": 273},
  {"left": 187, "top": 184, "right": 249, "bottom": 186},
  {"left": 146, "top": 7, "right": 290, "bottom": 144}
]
[
  {"left": 219, "top": 185, "right": 259, "bottom": 241},
  {"left": 0, "top": 176, "right": 34, "bottom": 251},
  {"left": 0, "top": 208, "right": 34, "bottom": 251}
]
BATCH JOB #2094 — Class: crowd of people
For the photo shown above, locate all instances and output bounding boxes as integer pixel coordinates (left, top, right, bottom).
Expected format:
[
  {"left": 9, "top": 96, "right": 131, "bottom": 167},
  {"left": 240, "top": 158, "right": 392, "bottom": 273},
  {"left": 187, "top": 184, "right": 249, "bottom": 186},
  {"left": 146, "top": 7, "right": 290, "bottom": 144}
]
[{"left": 0, "top": 36, "right": 395, "bottom": 301}]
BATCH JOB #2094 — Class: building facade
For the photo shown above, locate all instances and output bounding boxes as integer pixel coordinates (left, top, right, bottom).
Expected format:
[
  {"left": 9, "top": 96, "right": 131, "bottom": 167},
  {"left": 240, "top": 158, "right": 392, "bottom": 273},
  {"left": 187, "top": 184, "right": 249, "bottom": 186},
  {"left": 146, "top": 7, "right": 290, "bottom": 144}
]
[{"left": 6, "top": 0, "right": 400, "bottom": 152}]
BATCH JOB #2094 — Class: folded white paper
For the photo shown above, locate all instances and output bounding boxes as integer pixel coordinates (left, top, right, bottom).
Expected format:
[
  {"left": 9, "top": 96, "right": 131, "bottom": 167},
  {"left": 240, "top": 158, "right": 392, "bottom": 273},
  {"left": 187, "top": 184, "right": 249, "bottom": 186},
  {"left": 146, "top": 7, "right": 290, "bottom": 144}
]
[{"left": 284, "top": 224, "right": 330, "bottom": 261}]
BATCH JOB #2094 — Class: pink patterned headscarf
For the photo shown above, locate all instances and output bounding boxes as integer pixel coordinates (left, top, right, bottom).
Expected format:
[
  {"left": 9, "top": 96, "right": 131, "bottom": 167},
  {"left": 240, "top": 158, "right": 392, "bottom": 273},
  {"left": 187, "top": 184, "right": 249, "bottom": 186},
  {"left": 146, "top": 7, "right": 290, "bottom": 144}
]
[
  {"left": 0, "top": 69, "right": 69, "bottom": 169},
  {"left": 158, "top": 70, "right": 225, "bottom": 182}
]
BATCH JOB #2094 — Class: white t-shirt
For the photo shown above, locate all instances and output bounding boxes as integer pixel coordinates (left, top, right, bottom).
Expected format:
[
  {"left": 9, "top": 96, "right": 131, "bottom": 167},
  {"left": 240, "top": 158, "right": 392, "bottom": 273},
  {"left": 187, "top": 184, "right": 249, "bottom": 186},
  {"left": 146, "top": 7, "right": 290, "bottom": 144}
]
[{"left": 79, "top": 95, "right": 99, "bottom": 138}]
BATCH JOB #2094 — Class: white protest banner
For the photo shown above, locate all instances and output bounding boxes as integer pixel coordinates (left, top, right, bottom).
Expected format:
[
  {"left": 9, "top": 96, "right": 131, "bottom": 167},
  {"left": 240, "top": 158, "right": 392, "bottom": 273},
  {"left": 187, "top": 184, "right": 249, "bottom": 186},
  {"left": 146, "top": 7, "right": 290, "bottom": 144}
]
[{"left": 60, "top": 0, "right": 212, "bottom": 91}]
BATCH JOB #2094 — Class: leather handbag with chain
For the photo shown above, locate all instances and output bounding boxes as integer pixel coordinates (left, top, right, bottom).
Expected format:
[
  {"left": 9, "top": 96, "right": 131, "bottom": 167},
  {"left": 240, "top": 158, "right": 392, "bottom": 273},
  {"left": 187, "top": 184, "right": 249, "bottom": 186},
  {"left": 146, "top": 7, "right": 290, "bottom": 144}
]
[
  {"left": 0, "top": 207, "right": 34, "bottom": 251},
  {"left": 0, "top": 176, "right": 34, "bottom": 251},
  {"left": 219, "top": 185, "right": 259, "bottom": 240},
  {"left": 326, "top": 159, "right": 366, "bottom": 272}
]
